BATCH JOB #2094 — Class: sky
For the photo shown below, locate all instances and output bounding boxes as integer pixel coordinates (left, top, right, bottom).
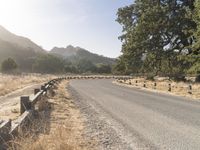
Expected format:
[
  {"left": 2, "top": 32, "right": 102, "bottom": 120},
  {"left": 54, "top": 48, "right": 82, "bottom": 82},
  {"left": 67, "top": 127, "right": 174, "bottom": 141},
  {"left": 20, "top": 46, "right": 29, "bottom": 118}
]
[{"left": 0, "top": 0, "right": 132, "bottom": 58}]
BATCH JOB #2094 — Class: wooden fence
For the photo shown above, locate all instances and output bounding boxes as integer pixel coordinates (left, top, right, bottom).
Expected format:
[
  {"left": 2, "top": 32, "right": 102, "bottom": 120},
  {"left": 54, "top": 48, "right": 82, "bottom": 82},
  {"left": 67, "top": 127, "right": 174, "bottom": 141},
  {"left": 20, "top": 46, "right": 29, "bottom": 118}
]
[
  {"left": 117, "top": 78, "right": 196, "bottom": 95},
  {"left": 0, "top": 75, "right": 132, "bottom": 148},
  {"left": 0, "top": 77, "right": 65, "bottom": 149}
]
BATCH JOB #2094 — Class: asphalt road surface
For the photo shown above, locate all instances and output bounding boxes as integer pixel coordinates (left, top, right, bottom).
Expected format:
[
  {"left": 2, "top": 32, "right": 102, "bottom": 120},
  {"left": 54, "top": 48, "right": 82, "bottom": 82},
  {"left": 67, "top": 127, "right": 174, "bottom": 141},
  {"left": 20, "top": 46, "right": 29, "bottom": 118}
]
[{"left": 69, "top": 79, "right": 200, "bottom": 150}]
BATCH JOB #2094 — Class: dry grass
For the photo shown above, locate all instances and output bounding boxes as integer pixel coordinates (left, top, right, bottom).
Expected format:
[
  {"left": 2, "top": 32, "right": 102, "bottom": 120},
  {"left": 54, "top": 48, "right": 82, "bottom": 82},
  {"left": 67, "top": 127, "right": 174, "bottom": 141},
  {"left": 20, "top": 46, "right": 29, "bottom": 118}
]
[
  {"left": 8, "top": 80, "right": 96, "bottom": 150},
  {"left": 0, "top": 73, "right": 56, "bottom": 120},
  {"left": 0, "top": 74, "right": 55, "bottom": 96},
  {"left": 118, "top": 77, "right": 200, "bottom": 100}
]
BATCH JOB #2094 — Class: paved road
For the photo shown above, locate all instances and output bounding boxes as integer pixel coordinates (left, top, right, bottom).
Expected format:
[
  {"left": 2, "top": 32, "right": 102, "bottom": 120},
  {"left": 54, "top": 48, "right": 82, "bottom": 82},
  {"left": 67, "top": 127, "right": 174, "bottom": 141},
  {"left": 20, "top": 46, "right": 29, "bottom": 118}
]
[{"left": 70, "top": 79, "right": 200, "bottom": 150}]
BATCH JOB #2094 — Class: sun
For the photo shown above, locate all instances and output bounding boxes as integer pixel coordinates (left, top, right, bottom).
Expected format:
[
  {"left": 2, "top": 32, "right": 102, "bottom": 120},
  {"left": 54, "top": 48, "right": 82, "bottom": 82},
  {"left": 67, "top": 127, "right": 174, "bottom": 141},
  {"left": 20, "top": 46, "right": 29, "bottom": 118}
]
[
  {"left": 0, "top": 0, "right": 35, "bottom": 30},
  {"left": 0, "top": 0, "right": 20, "bottom": 24}
]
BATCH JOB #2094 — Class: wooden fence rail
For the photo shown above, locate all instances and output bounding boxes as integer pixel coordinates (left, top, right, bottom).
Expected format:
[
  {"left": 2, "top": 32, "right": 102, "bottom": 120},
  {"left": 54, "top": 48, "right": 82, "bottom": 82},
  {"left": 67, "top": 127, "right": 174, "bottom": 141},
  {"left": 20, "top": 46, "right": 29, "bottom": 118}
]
[
  {"left": 117, "top": 78, "right": 196, "bottom": 96},
  {"left": 0, "top": 75, "right": 132, "bottom": 148},
  {"left": 0, "top": 77, "right": 65, "bottom": 149}
]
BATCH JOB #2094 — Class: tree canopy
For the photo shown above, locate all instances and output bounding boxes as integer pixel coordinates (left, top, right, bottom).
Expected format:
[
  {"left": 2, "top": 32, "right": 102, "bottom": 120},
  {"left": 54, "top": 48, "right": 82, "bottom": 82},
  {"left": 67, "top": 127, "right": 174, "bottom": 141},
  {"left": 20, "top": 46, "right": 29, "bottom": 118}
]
[
  {"left": 1, "top": 58, "right": 18, "bottom": 73},
  {"left": 32, "top": 54, "right": 65, "bottom": 74},
  {"left": 115, "top": 0, "right": 199, "bottom": 78}
]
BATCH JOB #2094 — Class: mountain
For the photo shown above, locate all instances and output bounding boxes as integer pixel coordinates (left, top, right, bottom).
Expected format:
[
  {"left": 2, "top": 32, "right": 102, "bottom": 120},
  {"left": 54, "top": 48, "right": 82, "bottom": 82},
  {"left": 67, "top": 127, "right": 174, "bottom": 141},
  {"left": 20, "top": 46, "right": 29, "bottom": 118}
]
[
  {"left": 0, "top": 25, "right": 44, "bottom": 53},
  {"left": 0, "top": 26, "right": 47, "bottom": 71},
  {"left": 0, "top": 38, "right": 44, "bottom": 71},
  {"left": 51, "top": 45, "right": 78, "bottom": 57},
  {"left": 50, "top": 45, "right": 116, "bottom": 65},
  {"left": 0, "top": 25, "right": 115, "bottom": 73}
]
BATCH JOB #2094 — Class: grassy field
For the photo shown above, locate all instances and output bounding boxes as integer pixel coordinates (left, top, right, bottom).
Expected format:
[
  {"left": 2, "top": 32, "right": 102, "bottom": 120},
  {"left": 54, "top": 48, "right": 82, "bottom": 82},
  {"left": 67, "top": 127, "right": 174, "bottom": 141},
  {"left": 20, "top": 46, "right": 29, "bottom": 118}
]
[
  {"left": 0, "top": 74, "right": 55, "bottom": 96},
  {"left": 118, "top": 77, "right": 200, "bottom": 100},
  {"left": 0, "top": 74, "right": 56, "bottom": 120}
]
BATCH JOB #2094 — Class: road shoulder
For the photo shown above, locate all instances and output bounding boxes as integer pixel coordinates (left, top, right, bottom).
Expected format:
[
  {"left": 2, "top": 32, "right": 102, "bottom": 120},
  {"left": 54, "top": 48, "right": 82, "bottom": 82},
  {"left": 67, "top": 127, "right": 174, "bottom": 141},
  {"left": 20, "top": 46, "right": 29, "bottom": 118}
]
[
  {"left": 113, "top": 80, "right": 200, "bottom": 102},
  {"left": 68, "top": 82, "right": 154, "bottom": 150}
]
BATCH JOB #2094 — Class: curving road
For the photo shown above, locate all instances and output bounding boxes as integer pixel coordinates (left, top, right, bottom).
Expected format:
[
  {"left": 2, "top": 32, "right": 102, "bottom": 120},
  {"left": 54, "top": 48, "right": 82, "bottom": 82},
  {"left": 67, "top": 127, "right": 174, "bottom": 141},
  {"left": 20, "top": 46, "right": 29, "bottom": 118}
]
[{"left": 70, "top": 79, "right": 200, "bottom": 150}]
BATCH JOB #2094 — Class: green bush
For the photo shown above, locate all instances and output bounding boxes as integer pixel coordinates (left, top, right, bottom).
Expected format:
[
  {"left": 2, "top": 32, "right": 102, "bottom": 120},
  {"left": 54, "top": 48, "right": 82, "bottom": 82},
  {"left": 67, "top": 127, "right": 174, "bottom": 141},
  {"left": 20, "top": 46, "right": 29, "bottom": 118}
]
[
  {"left": 172, "top": 75, "right": 186, "bottom": 82},
  {"left": 146, "top": 74, "right": 155, "bottom": 81},
  {"left": 1, "top": 58, "right": 18, "bottom": 73},
  {"left": 32, "top": 54, "right": 65, "bottom": 74},
  {"left": 195, "top": 75, "right": 200, "bottom": 82}
]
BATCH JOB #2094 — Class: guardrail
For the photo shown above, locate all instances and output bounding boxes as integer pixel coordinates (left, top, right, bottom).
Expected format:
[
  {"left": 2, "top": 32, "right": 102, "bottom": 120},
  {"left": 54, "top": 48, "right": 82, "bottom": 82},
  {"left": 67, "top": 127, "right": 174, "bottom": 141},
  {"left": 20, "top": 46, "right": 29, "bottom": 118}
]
[
  {"left": 0, "top": 77, "right": 65, "bottom": 149},
  {"left": 117, "top": 78, "right": 195, "bottom": 95},
  {"left": 0, "top": 75, "right": 133, "bottom": 149},
  {"left": 65, "top": 75, "right": 132, "bottom": 80}
]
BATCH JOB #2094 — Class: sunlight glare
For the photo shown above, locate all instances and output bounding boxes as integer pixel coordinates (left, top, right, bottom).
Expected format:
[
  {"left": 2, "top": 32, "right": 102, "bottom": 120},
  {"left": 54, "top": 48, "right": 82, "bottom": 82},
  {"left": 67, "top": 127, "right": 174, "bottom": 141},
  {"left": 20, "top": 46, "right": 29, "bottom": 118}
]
[{"left": 0, "top": 0, "right": 35, "bottom": 31}]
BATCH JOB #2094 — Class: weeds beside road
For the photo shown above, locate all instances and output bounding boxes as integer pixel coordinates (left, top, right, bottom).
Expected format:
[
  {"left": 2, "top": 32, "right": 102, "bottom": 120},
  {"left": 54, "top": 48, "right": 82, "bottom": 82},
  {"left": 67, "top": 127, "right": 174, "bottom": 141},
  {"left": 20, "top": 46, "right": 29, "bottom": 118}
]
[
  {"left": 0, "top": 74, "right": 55, "bottom": 120},
  {"left": 116, "top": 78, "right": 200, "bottom": 100},
  {"left": 9, "top": 80, "right": 96, "bottom": 150},
  {"left": 0, "top": 74, "right": 55, "bottom": 97}
]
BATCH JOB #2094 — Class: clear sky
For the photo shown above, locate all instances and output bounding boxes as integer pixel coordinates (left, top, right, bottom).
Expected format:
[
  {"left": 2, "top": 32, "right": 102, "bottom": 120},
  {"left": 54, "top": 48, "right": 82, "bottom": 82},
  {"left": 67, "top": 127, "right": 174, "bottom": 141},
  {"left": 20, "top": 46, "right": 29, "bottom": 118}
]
[{"left": 0, "top": 0, "right": 132, "bottom": 58}]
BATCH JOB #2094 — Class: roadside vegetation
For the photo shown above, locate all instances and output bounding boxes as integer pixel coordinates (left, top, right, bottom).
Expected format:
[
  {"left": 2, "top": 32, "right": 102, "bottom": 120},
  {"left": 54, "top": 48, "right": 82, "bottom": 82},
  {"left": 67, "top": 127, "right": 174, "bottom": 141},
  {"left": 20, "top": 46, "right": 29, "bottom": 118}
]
[
  {"left": 117, "top": 77, "right": 200, "bottom": 99},
  {"left": 9, "top": 80, "right": 96, "bottom": 150},
  {"left": 114, "top": 0, "right": 200, "bottom": 81},
  {"left": 0, "top": 55, "right": 112, "bottom": 75},
  {"left": 0, "top": 74, "right": 54, "bottom": 96}
]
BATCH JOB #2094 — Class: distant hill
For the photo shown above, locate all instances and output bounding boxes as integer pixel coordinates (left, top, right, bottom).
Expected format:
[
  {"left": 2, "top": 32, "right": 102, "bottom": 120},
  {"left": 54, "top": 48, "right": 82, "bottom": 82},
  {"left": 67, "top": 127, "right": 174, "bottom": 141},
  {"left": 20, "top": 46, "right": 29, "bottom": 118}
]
[
  {"left": 50, "top": 45, "right": 116, "bottom": 65},
  {"left": 0, "top": 25, "right": 45, "bottom": 53},
  {"left": 51, "top": 45, "right": 78, "bottom": 57},
  {"left": 0, "top": 39, "right": 44, "bottom": 71},
  {"left": 0, "top": 25, "right": 116, "bottom": 73},
  {"left": 0, "top": 26, "right": 46, "bottom": 71}
]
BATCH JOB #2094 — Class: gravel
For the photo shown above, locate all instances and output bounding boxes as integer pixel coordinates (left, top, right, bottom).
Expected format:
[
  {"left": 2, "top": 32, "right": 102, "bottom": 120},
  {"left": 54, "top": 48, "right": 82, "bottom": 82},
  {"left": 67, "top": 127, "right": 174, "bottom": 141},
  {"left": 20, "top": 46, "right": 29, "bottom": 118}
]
[{"left": 69, "top": 84, "right": 148, "bottom": 150}]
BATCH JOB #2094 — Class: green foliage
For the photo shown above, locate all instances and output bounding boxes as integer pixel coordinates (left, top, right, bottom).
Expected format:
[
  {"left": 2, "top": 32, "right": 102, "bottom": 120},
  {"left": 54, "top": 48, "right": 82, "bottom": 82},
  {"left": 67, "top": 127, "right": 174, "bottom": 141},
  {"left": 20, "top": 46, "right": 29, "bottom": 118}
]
[
  {"left": 32, "top": 54, "right": 65, "bottom": 74},
  {"left": 77, "top": 59, "right": 97, "bottom": 73},
  {"left": 112, "top": 57, "right": 126, "bottom": 74},
  {"left": 64, "top": 65, "right": 78, "bottom": 74},
  {"left": 185, "top": 0, "right": 200, "bottom": 75},
  {"left": 193, "top": 0, "right": 200, "bottom": 51},
  {"left": 96, "top": 64, "right": 111, "bottom": 74},
  {"left": 75, "top": 49, "right": 115, "bottom": 65},
  {"left": 1, "top": 58, "right": 18, "bottom": 73},
  {"left": 0, "top": 39, "right": 38, "bottom": 72},
  {"left": 116, "top": 0, "right": 197, "bottom": 77},
  {"left": 146, "top": 74, "right": 155, "bottom": 81},
  {"left": 187, "top": 59, "right": 200, "bottom": 74},
  {"left": 51, "top": 46, "right": 116, "bottom": 66},
  {"left": 195, "top": 74, "right": 200, "bottom": 82},
  {"left": 172, "top": 75, "right": 187, "bottom": 82},
  {"left": 0, "top": 34, "right": 115, "bottom": 74}
]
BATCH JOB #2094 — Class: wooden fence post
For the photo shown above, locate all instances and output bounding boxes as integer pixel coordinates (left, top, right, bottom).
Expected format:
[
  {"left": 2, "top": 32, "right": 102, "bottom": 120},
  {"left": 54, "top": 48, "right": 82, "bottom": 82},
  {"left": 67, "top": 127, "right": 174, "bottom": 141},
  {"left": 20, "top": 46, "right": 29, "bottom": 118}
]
[
  {"left": 41, "top": 85, "right": 46, "bottom": 91},
  {"left": 143, "top": 81, "right": 146, "bottom": 88},
  {"left": 34, "top": 89, "right": 40, "bottom": 95},
  {"left": 49, "top": 87, "right": 55, "bottom": 97},
  {"left": 188, "top": 84, "right": 192, "bottom": 94},
  {"left": 168, "top": 83, "right": 171, "bottom": 92},
  {"left": 20, "top": 96, "right": 31, "bottom": 115},
  {"left": 0, "top": 119, "right": 12, "bottom": 145},
  {"left": 154, "top": 82, "right": 157, "bottom": 89}
]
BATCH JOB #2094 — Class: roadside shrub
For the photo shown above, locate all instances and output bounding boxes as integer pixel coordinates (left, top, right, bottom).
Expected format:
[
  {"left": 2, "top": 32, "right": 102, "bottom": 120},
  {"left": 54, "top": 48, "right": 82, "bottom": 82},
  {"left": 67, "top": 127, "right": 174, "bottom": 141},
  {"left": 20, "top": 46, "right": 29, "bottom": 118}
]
[
  {"left": 195, "top": 75, "right": 200, "bottom": 82},
  {"left": 1, "top": 58, "right": 18, "bottom": 73},
  {"left": 172, "top": 75, "right": 186, "bottom": 82},
  {"left": 146, "top": 74, "right": 155, "bottom": 81}
]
